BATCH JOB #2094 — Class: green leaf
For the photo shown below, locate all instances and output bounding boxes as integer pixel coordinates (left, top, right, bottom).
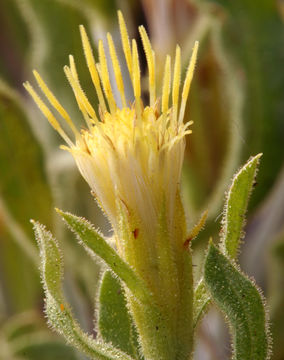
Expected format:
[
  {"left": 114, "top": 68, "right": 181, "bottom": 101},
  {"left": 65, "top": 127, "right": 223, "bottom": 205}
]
[
  {"left": 269, "top": 234, "right": 284, "bottom": 360},
  {"left": 204, "top": 242, "right": 270, "bottom": 360},
  {"left": 193, "top": 279, "right": 210, "bottom": 329},
  {"left": 221, "top": 154, "right": 262, "bottom": 259},
  {"left": 98, "top": 271, "right": 142, "bottom": 359},
  {"left": 13, "top": 336, "right": 78, "bottom": 360},
  {"left": 182, "top": 23, "right": 243, "bottom": 218},
  {"left": 206, "top": 0, "right": 284, "bottom": 209},
  {"left": 32, "top": 221, "right": 134, "bottom": 360},
  {"left": 56, "top": 209, "right": 153, "bottom": 305},
  {"left": 193, "top": 154, "right": 262, "bottom": 328},
  {"left": 0, "top": 83, "right": 52, "bottom": 237}
]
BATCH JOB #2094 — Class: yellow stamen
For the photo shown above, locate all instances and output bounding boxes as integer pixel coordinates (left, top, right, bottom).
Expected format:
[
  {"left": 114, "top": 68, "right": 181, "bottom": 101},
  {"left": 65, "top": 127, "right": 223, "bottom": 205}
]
[
  {"left": 162, "top": 55, "right": 171, "bottom": 114},
  {"left": 32, "top": 70, "right": 79, "bottom": 137},
  {"left": 68, "top": 55, "right": 93, "bottom": 127},
  {"left": 23, "top": 82, "right": 73, "bottom": 146},
  {"left": 172, "top": 45, "right": 181, "bottom": 125},
  {"left": 98, "top": 40, "right": 116, "bottom": 114},
  {"left": 178, "top": 41, "right": 199, "bottom": 125},
  {"left": 69, "top": 55, "right": 79, "bottom": 80},
  {"left": 139, "top": 26, "right": 156, "bottom": 107},
  {"left": 131, "top": 39, "right": 141, "bottom": 119},
  {"left": 118, "top": 10, "right": 133, "bottom": 79},
  {"left": 64, "top": 64, "right": 98, "bottom": 127},
  {"left": 79, "top": 25, "right": 107, "bottom": 113},
  {"left": 107, "top": 33, "right": 127, "bottom": 107}
]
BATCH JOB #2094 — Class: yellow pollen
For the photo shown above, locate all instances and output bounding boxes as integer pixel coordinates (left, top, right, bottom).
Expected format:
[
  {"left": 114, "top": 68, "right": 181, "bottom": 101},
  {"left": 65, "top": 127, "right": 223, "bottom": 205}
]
[
  {"left": 118, "top": 10, "right": 133, "bottom": 79},
  {"left": 172, "top": 45, "right": 181, "bottom": 125},
  {"left": 24, "top": 10, "right": 199, "bottom": 200},
  {"left": 23, "top": 81, "right": 73, "bottom": 146},
  {"left": 107, "top": 32, "right": 127, "bottom": 107},
  {"left": 64, "top": 63, "right": 98, "bottom": 127},
  {"left": 178, "top": 41, "right": 199, "bottom": 125},
  {"left": 32, "top": 70, "right": 79, "bottom": 137},
  {"left": 98, "top": 40, "right": 116, "bottom": 114},
  {"left": 79, "top": 25, "right": 107, "bottom": 113},
  {"left": 132, "top": 39, "right": 142, "bottom": 119},
  {"left": 162, "top": 55, "right": 171, "bottom": 114},
  {"left": 139, "top": 26, "right": 156, "bottom": 107},
  {"left": 69, "top": 55, "right": 79, "bottom": 80}
]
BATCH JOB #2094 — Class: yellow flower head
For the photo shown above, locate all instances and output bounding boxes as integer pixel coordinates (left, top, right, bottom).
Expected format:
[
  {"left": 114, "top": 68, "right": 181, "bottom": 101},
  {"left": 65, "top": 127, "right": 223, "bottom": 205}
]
[{"left": 24, "top": 11, "right": 198, "bottom": 237}]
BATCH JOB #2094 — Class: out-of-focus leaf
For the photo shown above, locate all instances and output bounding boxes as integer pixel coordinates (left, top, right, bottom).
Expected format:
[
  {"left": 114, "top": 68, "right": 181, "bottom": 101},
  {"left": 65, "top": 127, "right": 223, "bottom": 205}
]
[
  {"left": 81, "top": 0, "right": 117, "bottom": 19},
  {"left": 0, "top": 84, "right": 51, "bottom": 312},
  {"left": 13, "top": 336, "right": 78, "bottom": 360},
  {"left": 24, "top": 0, "right": 97, "bottom": 126},
  {"left": 98, "top": 271, "right": 142, "bottom": 359},
  {"left": 269, "top": 235, "right": 284, "bottom": 360},
  {"left": 183, "top": 21, "right": 243, "bottom": 218},
  {"left": 1, "top": 311, "right": 78, "bottom": 360},
  {"left": 206, "top": 0, "right": 284, "bottom": 208},
  {"left": 2, "top": 311, "right": 44, "bottom": 341},
  {"left": 0, "top": 0, "right": 29, "bottom": 87},
  {"left": 0, "top": 86, "right": 53, "bottom": 235},
  {"left": 204, "top": 242, "right": 270, "bottom": 360},
  {"left": 0, "top": 227, "right": 39, "bottom": 313}
]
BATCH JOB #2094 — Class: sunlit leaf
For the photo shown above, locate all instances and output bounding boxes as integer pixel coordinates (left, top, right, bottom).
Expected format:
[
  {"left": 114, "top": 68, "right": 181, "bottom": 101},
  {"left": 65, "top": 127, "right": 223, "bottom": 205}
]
[
  {"left": 33, "top": 221, "right": 134, "bottom": 360},
  {"left": 204, "top": 242, "right": 270, "bottom": 360},
  {"left": 98, "top": 271, "right": 142, "bottom": 359}
]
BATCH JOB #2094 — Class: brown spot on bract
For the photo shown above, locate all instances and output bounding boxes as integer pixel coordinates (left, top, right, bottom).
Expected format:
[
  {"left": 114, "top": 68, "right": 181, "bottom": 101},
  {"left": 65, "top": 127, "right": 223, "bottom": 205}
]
[{"left": 133, "top": 228, "right": 139, "bottom": 239}]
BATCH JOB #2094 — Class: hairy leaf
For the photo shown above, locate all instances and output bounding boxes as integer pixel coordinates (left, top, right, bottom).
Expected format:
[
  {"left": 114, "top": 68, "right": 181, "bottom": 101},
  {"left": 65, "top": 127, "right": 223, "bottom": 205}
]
[
  {"left": 194, "top": 154, "right": 262, "bottom": 328},
  {"left": 33, "top": 221, "right": 133, "bottom": 360},
  {"left": 204, "top": 242, "right": 270, "bottom": 360},
  {"left": 193, "top": 279, "right": 210, "bottom": 329},
  {"left": 98, "top": 271, "right": 142, "bottom": 359},
  {"left": 56, "top": 209, "right": 153, "bottom": 305},
  {"left": 221, "top": 154, "right": 262, "bottom": 259}
]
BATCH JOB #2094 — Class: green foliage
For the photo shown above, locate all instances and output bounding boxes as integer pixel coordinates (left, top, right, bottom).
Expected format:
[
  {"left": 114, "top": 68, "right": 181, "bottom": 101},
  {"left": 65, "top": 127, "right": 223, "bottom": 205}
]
[
  {"left": 0, "top": 311, "right": 77, "bottom": 359},
  {"left": 269, "top": 235, "right": 284, "bottom": 360},
  {"left": 98, "top": 271, "right": 142, "bottom": 359},
  {"left": 194, "top": 154, "right": 262, "bottom": 329},
  {"left": 204, "top": 242, "right": 270, "bottom": 360},
  {"left": 56, "top": 209, "right": 153, "bottom": 305},
  {"left": 32, "top": 220, "right": 133, "bottom": 360},
  {"left": 0, "top": 86, "right": 51, "bottom": 312},
  {"left": 0, "top": 87, "right": 52, "bottom": 236},
  {"left": 193, "top": 279, "right": 210, "bottom": 328},
  {"left": 207, "top": 0, "right": 284, "bottom": 207},
  {"left": 0, "top": 1, "right": 279, "bottom": 358},
  {"left": 221, "top": 154, "right": 262, "bottom": 259}
]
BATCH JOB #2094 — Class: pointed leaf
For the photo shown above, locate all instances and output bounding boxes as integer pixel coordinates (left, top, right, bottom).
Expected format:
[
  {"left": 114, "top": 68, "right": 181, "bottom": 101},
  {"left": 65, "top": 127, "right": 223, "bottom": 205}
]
[
  {"left": 98, "top": 271, "right": 143, "bottom": 359},
  {"left": 193, "top": 154, "right": 262, "bottom": 329},
  {"left": 221, "top": 154, "right": 262, "bottom": 259},
  {"left": 193, "top": 279, "right": 210, "bottom": 329},
  {"left": 204, "top": 242, "right": 270, "bottom": 360},
  {"left": 32, "top": 221, "right": 133, "bottom": 360},
  {"left": 56, "top": 209, "right": 153, "bottom": 305}
]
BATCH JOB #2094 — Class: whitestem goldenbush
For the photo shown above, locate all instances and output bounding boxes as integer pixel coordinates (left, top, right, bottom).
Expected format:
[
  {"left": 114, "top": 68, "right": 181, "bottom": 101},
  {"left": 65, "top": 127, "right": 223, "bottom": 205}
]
[
  {"left": 24, "top": 11, "right": 198, "bottom": 360},
  {"left": 24, "top": 11, "right": 270, "bottom": 360}
]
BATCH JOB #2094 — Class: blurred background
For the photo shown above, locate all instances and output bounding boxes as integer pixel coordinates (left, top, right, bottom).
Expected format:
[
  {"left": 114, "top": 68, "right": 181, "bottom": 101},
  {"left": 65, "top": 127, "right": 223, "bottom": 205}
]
[{"left": 0, "top": 0, "right": 283, "bottom": 359}]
